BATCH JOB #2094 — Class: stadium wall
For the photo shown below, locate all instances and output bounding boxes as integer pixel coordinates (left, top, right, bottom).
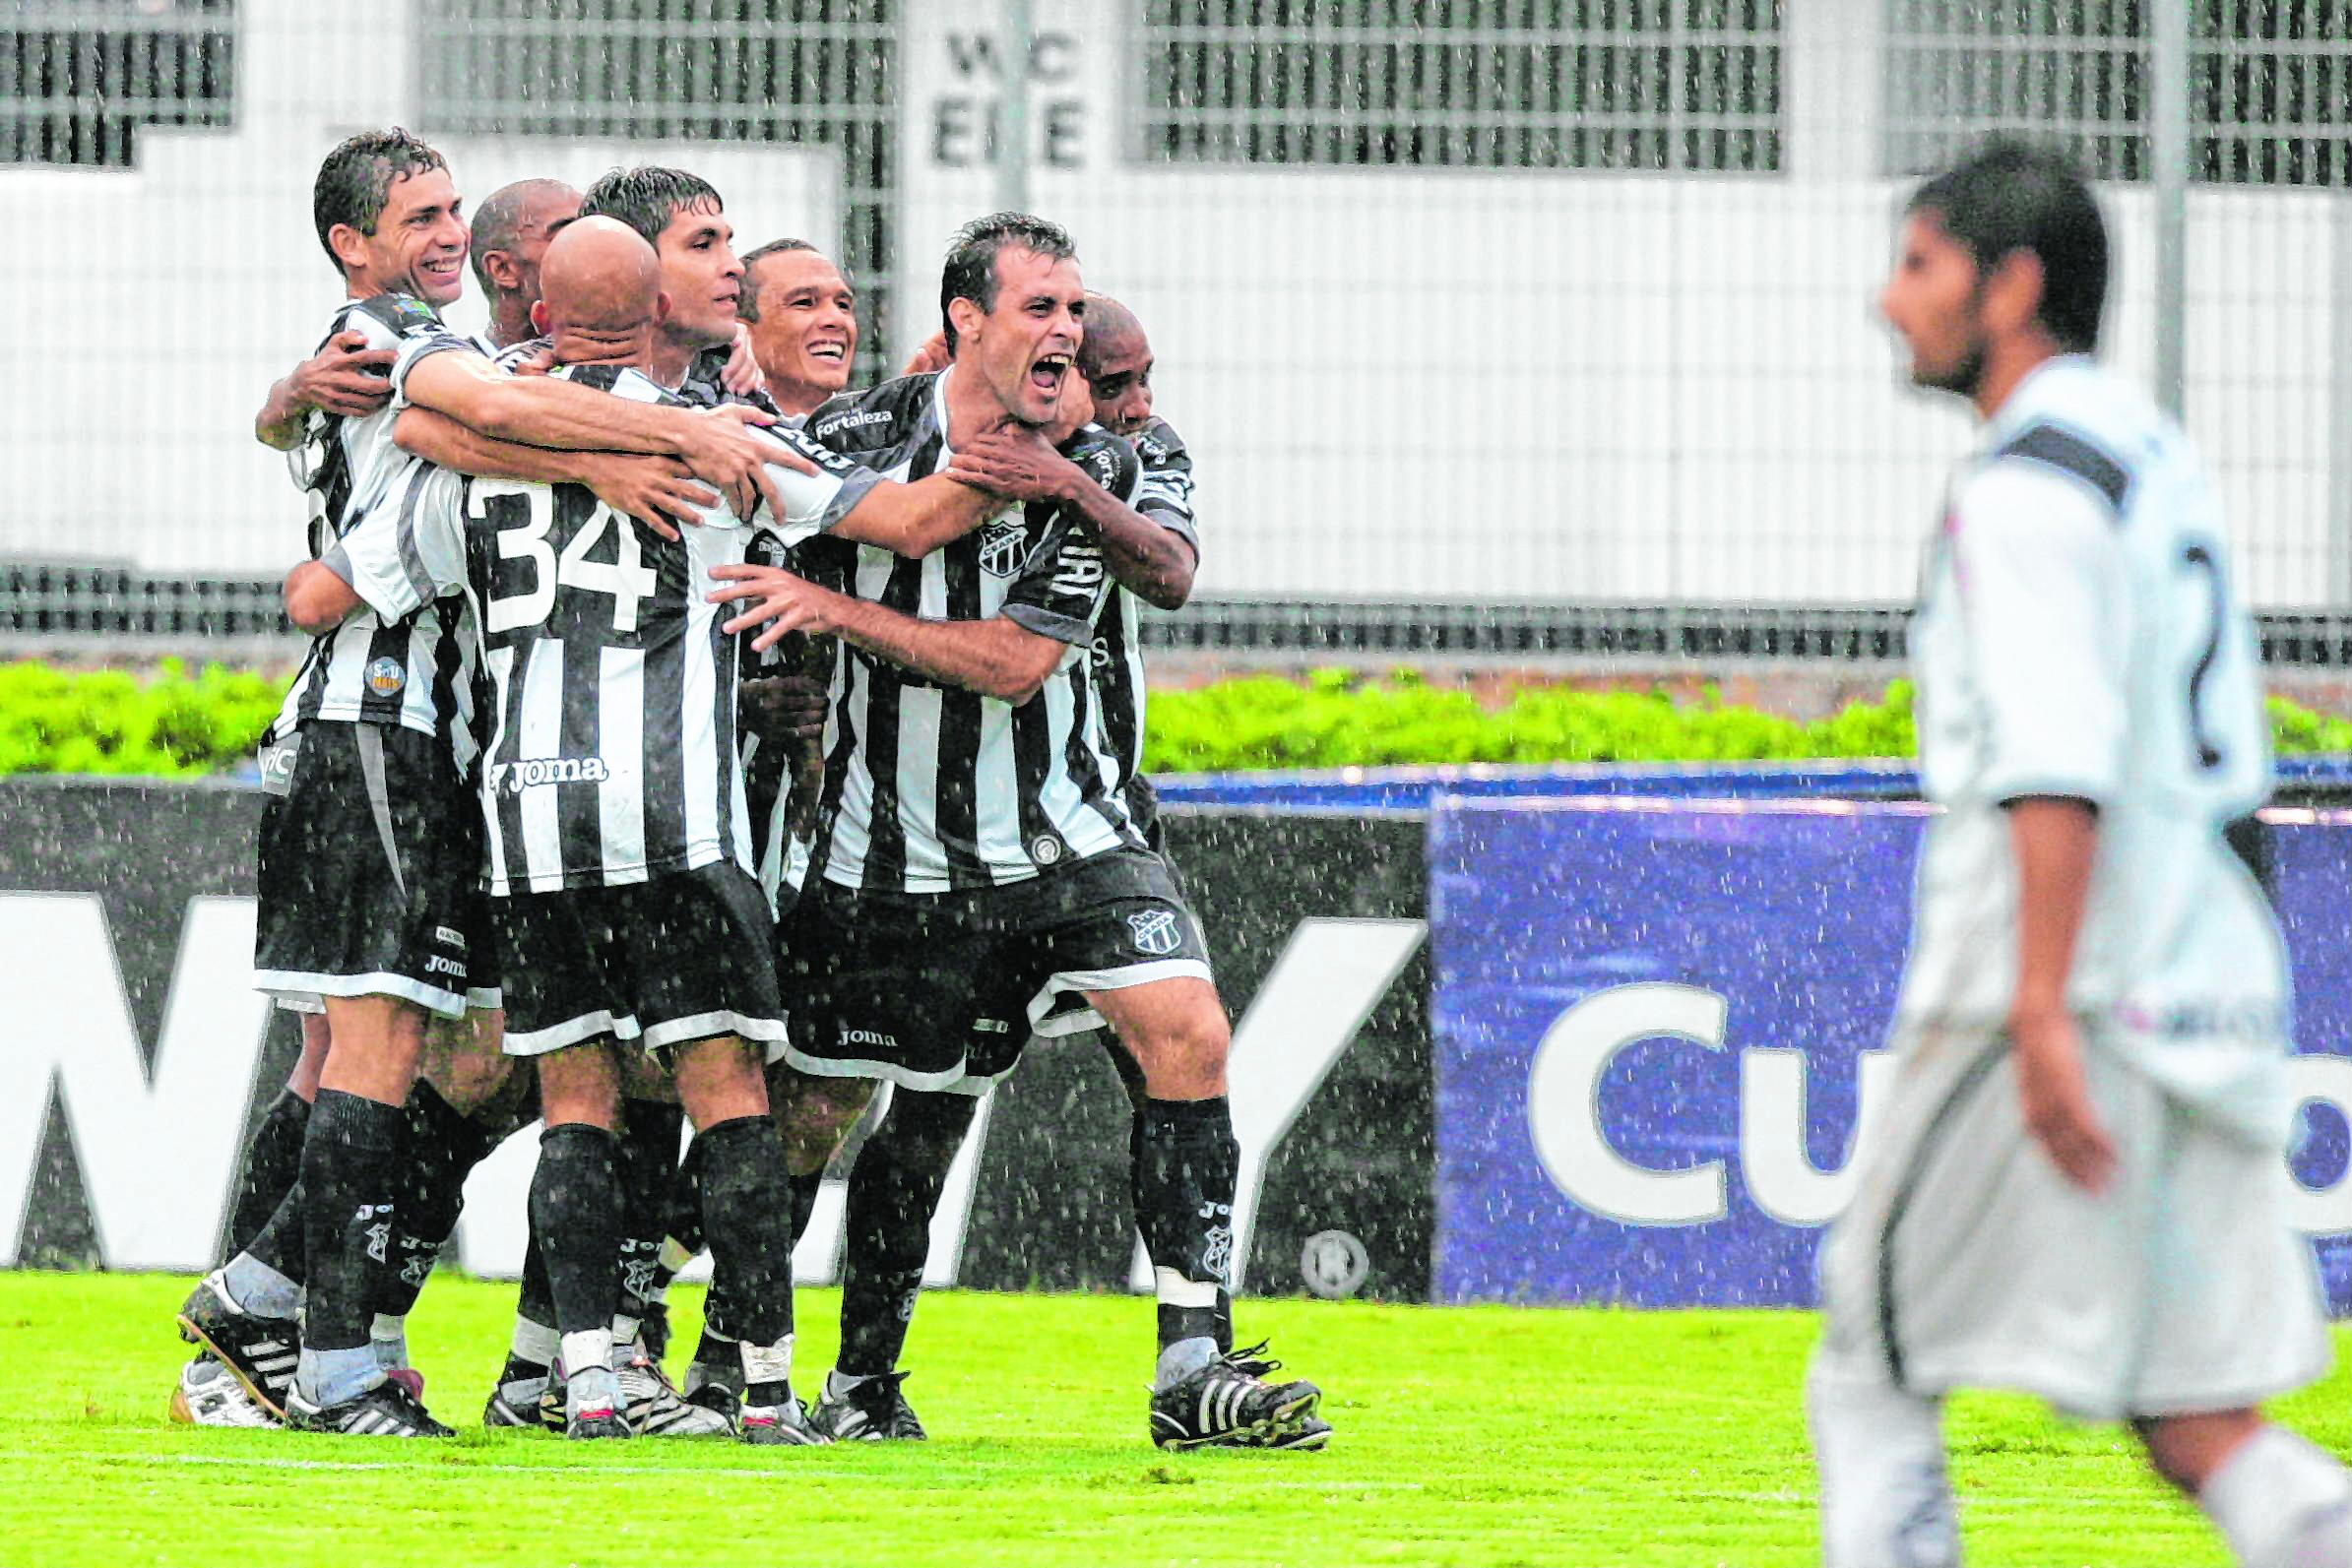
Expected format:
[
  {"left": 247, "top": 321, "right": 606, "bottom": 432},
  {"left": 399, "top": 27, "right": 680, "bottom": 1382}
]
[
  {"left": 4, "top": 777, "right": 2345, "bottom": 1316},
  {"left": 4, "top": 0, "right": 2347, "bottom": 605}
]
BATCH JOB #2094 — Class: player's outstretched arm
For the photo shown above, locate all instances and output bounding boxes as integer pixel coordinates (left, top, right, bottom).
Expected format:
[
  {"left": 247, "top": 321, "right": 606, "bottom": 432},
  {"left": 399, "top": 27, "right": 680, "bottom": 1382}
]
[
  {"left": 2004, "top": 794, "right": 2118, "bottom": 1193},
  {"left": 399, "top": 349, "right": 811, "bottom": 517},
  {"left": 710, "top": 565, "right": 1067, "bottom": 705},
  {"left": 951, "top": 429, "right": 1196, "bottom": 608},
  {"left": 391, "top": 408, "right": 716, "bottom": 539},
  {"left": 255, "top": 331, "right": 397, "bottom": 450},
  {"left": 827, "top": 472, "right": 1006, "bottom": 558}
]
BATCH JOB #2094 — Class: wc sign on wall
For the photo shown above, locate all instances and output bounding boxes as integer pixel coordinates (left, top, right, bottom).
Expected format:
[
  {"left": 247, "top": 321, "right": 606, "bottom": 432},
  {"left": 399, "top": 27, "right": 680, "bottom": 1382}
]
[{"left": 1429, "top": 797, "right": 2352, "bottom": 1315}]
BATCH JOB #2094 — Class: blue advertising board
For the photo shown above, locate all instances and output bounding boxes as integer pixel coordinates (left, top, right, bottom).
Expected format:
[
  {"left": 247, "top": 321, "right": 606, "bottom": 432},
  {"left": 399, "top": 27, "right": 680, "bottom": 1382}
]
[{"left": 1430, "top": 796, "right": 2352, "bottom": 1314}]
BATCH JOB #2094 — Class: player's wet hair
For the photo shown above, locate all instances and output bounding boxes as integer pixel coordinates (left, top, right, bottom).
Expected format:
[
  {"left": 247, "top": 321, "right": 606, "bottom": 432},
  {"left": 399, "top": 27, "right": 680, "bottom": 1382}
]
[
  {"left": 737, "top": 238, "right": 821, "bottom": 323},
  {"left": 580, "top": 166, "right": 723, "bottom": 250},
  {"left": 312, "top": 128, "right": 448, "bottom": 278},
  {"left": 1908, "top": 138, "right": 2109, "bottom": 354},
  {"left": 468, "top": 178, "right": 575, "bottom": 300},
  {"left": 939, "top": 212, "right": 1077, "bottom": 355}
]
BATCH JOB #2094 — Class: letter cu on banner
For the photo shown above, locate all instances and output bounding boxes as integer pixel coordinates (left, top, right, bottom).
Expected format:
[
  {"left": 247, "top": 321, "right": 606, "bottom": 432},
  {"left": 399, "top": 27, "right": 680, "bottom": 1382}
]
[{"left": 1430, "top": 796, "right": 2351, "bottom": 1313}]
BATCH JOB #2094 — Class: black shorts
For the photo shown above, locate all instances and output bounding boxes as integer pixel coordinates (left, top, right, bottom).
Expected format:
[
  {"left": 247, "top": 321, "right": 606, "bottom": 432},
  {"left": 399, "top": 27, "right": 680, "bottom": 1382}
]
[
  {"left": 252, "top": 721, "right": 498, "bottom": 1020},
  {"left": 780, "top": 846, "right": 1214, "bottom": 1094},
  {"left": 495, "top": 859, "right": 785, "bottom": 1059}
]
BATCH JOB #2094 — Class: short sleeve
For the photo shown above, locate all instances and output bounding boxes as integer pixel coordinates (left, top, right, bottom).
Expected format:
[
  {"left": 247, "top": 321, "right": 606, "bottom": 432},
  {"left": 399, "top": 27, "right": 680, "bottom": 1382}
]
[
  {"left": 1132, "top": 417, "right": 1199, "bottom": 553},
  {"left": 352, "top": 293, "right": 477, "bottom": 413},
  {"left": 1000, "top": 513, "right": 1112, "bottom": 645},
  {"left": 322, "top": 461, "right": 470, "bottom": 622},
  {"left": 751, "top": 423, "right": 882, "bottom": 547},
  {"left": 1950, "top": 458, "right": 2130, "bottom": 806}
]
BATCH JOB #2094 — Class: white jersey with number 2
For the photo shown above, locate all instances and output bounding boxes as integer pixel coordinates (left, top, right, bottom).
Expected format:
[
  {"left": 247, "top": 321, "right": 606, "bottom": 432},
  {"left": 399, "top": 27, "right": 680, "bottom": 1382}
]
[{"left": 1899, "top": 354, "right": 2290, "bottom": 1141}]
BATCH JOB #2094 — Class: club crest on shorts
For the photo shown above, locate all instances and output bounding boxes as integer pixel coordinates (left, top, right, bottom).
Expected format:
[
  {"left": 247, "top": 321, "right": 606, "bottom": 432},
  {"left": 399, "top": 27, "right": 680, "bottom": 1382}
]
[
  {"left": 1127, "top": 908, "right": 1182, "bottom": 957},
  {"left": 364, "top": 657, "right": 407, "bottom": 695},
  {"left": 978, "top": 517, "right": 1029, "bottom": 578}
]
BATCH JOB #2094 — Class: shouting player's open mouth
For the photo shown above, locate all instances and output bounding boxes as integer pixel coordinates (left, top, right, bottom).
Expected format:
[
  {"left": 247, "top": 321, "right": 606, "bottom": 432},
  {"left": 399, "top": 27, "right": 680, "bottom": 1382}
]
[
  {"left": 1029, "top": 352, "right": 1071, "bottom": 397},
  {"left": 807, "top": 338, "right": 849, "bottom": 365}
]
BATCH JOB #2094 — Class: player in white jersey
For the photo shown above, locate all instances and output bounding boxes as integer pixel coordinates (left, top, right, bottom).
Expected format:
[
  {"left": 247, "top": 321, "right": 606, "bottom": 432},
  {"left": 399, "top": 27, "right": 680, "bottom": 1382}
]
[{"left": 1809, "top": 140, "right": 2350, "bottom": 1568}]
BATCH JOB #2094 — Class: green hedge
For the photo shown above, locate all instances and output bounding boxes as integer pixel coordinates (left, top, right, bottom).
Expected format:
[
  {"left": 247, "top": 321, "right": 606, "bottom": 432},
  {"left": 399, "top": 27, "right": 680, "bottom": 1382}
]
[
  {"left": 2, "top": 660, "right": 2350, "bottom": 779},
  {"left": 1138, "top": 668, "right": 2352, "bottom": 775},
  {"left": 0, "top": 659, "right": 284, "bottom": 777}
]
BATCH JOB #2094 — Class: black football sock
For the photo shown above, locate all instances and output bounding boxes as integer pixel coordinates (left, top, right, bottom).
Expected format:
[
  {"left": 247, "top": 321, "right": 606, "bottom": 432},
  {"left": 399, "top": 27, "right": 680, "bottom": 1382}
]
[
  {"left": 506, "top": 1203, "right": 559, "bottom": 1379},
  {"left": 838, "top": 1089, "right": 977, "bottom": 1378},
  {"left": 789, "top": 1168, "right": 823, "bottom": 1245},
  {"left": 705, "top": 1168, "right": 822, "bottom": 1361},
  {"left": 291, "top": 1089, "right": 409, "bottom": 1408},
  {"left": 529, "top": 1122, "right": 622, "bottom": 1357},
  {"left": 240, "top": 1180, "right": 308, "bottom": 1291},
  {"left": 1132, "top": 1096, "right": 1240, "bottom": 1365},
  {"left": 225, "top": 1087, "right": 311, "bottom": 1261},
  {"left": 694, "top": 1115, "right": 799, "bottom": 1406},
  {"left": 296, "top": 1090, "right": 408, "bottom": 1355},
  {"left": 615, "top": 1098, "right": 686, "bottom": 1324},
  {"left": 371, "top": 1082, "right": 500, "bottom": 1321}
]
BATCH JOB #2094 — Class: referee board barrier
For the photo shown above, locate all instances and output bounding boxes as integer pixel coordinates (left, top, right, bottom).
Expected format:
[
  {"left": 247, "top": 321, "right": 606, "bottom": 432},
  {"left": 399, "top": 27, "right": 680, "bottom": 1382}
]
[{"left": 2, "top": 773, "right": 2345, "bottom": 1317}]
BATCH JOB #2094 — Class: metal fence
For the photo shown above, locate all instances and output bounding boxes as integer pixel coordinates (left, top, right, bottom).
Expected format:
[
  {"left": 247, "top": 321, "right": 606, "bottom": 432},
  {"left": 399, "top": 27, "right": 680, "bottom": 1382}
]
[
  {"left": 0, "top": 0, "right": 234, "bottom": 168},
  {"left": 5, "top": 0, "right": 2352, "bottom": 631}
]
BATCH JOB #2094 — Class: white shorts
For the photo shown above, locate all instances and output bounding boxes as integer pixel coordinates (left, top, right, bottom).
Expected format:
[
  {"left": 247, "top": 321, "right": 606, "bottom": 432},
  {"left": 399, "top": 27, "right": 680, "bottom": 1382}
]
[{"left": 1815, "top": 1022, "right": 2333, "bottom": 1420}]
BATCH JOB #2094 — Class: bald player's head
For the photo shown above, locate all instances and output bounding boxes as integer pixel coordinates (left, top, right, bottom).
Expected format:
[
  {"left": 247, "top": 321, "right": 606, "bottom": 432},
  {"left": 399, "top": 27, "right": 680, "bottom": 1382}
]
[
  {"left": 1075, "top": 291, "right": 1155, "bottom": 436},
  {"left": 531, "top": 215, "right": 667, "bottom": 365}
]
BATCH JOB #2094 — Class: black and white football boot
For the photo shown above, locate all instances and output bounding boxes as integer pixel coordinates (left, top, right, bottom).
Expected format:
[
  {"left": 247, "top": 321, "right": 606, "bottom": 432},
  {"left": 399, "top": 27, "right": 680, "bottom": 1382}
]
[
  {"left": 738, "top": 1398, "right": 829, "bottom": 1446},
  {"left": 168, "top": 1354, "right": 282, "bottom": 1429},
  {"left": 285, "top": 1376, "right": 455, "bottom": 1438},
  {"left": 616, "top": 1340, "right": 731, "bottom": 1437},
  {"left": 1149, "top": 1346, "right": 1322, "bottom": 1451},
  {"left": 175, "top": 1273, "right": 299, "bottom": 1420},
  {"left": 807, "top": 1370, "right": 927, "bottom": 1442}
]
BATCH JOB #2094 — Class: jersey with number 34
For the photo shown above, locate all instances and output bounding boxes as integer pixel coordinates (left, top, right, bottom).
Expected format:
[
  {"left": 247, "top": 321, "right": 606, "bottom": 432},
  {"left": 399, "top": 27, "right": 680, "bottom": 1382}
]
[
  {"left": 1899, "top": 355, "right": 2292, "bottom": 1140},
  {"left": 327, "top": 362, "right": 873, "bottom": 897}
]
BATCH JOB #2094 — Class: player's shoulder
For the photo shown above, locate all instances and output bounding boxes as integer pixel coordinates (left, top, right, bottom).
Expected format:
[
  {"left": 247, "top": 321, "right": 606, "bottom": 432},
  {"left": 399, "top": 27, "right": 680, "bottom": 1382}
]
[
  {"left": 1968, "top": 359, "right": 2169, "bottom": 521},
  {"left": 1130, "top": 414, "right": 1190, "bottom": 471},
  {"left": 805, "top": 372, "right": 938, "bottom": 455},
  {"left": 493, "top": 334, "right": 551, "bottom": 370},
  {"left": 343, "top": 292, "right": 453, "bottom": 347},
  {"left": 677, "top": 345, "right": 783, "bottom": 414},
  {"left": 1057, "top": 422, "right": 1141, "bottom": 499}
]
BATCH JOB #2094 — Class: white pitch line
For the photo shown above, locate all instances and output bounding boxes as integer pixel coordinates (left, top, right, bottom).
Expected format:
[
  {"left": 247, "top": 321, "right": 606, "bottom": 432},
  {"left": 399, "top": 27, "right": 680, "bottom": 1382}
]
[{"left": 80, "top": 1452, "right": 1439, "bottom": 1491}]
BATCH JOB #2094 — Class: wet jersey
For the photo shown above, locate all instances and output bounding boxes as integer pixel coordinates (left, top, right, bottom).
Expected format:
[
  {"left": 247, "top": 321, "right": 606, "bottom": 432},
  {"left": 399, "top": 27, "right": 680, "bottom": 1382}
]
[{"left": 1901, "top": 354, "right": 2289, "bottom": 1139}]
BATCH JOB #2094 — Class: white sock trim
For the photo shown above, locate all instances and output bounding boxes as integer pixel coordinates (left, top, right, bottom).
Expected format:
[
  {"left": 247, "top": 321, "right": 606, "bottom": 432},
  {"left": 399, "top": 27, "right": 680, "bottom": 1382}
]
[
  {"left": 741, "top": 1335, "right": 795, "bottom": 1390},
  {"left": 511, "top": 1316, "right": 559, "bottom": 1365},
  {"left": 559, "top": 1328, "right": 613, "bottom": 1383},
  {"left": 1154, "top": 1267, "right": 1219, "bottom": 1310}
]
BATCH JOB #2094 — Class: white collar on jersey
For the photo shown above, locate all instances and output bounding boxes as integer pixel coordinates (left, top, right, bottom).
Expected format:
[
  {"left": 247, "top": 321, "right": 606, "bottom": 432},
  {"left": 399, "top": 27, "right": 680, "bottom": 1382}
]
[{"left": 1976, "top": 352, "right": 2101, "bottom": 453}]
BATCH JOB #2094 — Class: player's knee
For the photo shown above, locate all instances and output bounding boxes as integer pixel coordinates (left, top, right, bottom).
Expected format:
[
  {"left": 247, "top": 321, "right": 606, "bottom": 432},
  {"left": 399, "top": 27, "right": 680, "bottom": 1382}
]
[
  {"left": 1143, "top": 1012, "right": 1229, "bottom": 1098},
  {"left": 421, "top": 1030, "right": 514, "bottom": 1116}
]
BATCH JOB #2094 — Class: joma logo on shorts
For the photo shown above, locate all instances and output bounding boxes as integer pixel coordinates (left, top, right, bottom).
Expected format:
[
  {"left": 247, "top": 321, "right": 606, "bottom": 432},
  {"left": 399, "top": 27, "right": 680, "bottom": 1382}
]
[
  {"left": 424, "top": 955, "right": 466, "bottom": 978},
  {"left": 839, "top": 1027, "right": 898, "bottom": 1049},
  {"left": 488, "top": 757, "right": 610, "bottom": 794}
]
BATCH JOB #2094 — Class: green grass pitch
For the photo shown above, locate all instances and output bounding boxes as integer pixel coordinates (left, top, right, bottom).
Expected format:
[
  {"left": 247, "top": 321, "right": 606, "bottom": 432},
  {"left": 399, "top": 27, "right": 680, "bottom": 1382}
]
[{"left": 1, "top": 1272, "right": 2343, "bottom": 1566}]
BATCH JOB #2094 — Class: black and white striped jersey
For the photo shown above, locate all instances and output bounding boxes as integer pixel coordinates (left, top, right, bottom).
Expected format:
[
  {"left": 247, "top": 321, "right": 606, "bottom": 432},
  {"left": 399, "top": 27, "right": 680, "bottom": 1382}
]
[
  {"left": 265, "top": 293, "right": 477, "bottom": 756},
  {"left": 797, "top": 369, "right": 1147, "bottom": 895},
  {"left": 1091, "top": 415, "right": 1197, "bottom": 799},
  {"left": 325, "top": 361, "right": 875, "bottom": 896}
]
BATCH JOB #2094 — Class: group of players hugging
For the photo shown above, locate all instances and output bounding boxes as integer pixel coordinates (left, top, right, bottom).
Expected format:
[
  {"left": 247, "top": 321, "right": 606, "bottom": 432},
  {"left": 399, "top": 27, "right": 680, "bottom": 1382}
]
[{"left": 166, "top": 126, "right": 1327, "bottom": 1451}]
